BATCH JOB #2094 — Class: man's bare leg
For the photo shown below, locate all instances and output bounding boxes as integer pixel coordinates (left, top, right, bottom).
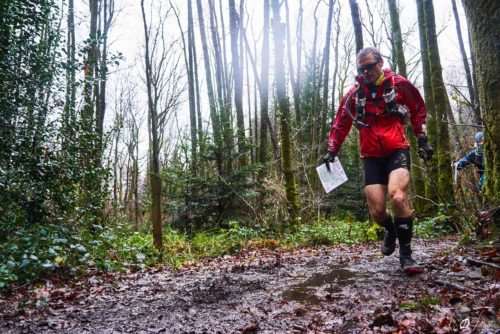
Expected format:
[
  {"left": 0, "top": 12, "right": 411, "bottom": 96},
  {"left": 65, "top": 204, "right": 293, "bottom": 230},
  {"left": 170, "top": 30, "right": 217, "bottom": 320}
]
[
  {"left": 388, "top": 168, "right": 423, "bottom": 274},
  {"left": 388, "top": 168, "right": 411, "bottom": 218},
  {"left": 365, "top": 184, "right": 397, "bottom": 256},
  {"left": 365, "top": 184, "right": 388, "bottom": 223}
]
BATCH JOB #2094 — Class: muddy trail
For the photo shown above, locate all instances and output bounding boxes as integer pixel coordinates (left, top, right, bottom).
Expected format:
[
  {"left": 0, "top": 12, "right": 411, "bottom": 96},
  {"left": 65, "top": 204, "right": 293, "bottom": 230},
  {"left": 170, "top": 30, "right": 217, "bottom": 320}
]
[{"left": 1, "top": 236, "right": 498, "bottom": 333}]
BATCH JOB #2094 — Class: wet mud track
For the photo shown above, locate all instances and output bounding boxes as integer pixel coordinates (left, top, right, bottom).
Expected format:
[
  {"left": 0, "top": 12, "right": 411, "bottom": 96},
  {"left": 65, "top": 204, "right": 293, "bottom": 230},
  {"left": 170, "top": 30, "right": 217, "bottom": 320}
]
[{"left": 1, "top": 236, "right": 498, "bottom": 333}]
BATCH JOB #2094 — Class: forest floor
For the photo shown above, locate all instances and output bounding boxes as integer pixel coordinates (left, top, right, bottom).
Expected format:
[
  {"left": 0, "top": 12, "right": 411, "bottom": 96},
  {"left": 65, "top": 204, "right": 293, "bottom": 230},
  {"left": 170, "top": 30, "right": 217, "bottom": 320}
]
[{"left": 0, "top": 235, "right": 498, "bottom": 334}]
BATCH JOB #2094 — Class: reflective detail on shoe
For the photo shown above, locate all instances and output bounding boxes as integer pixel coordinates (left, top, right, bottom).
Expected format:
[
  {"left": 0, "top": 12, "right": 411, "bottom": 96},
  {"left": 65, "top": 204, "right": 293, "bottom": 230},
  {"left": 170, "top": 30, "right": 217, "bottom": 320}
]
[{"left": 398, "top": 224, "right": 410, "bottom": 230}]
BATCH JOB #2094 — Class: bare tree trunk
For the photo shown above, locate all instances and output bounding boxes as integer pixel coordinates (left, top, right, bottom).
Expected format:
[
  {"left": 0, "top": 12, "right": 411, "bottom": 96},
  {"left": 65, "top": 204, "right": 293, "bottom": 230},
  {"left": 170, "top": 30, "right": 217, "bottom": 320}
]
[
  {"left": 318, "top": 0, "right": 334, "bottom": 158},
  {"left": 191, "top": 14, "right": 203, "bottom": 156},
  {"left": 196, "top": 0, "right": 223, "bottom": 175},
  {"left": 208, "top": 0, "right": 226, "bottom": 111},
  {"left": 308, "top": 2, "right": 321, "bottom": 185},
  {"left": 140, "top": 0, "right": 162, "bottom": 254},
  {"left": 229, "top": 0, "right": 246, "bottom": 166},
  {"left": 97, "top": 0, "right": 114, "bottom": 149},
  {"left": 187, "top": 0, "right": 198, "bottom": 173},
  {"left": 172, "top": 0, "right": 197, "bottom": 174},
  {"left": 208, "top": 0, "right": 232, "bottom": 173},
  {"left": 272, "top": 0, "right": 301, "bottom": 223},
  {"left": 451, "top": 0, "right": 480, "bottom": 125},
  {"left": 331, "top": 3, "right": 341, "bottom": 109},
  {"left": 83, "top": 0, "right": 98, "bottom": 127},
  {"left": 388, "top": 0, "right": 406, "bottom": 76},
  {"left": 258, "top": 0, "right": 270, "bottom": 179},
  {"left": 284, "top": 0, "right": 301, "bottom": 144},
  {"left": 218, "top": 0, "right": 231, "bottom": 107},
  {"left": 63, "top": 0, "right": 76, "bottom": 138},
  {"left": 349, "top": 0, "right": 364, "bottom": 54}
]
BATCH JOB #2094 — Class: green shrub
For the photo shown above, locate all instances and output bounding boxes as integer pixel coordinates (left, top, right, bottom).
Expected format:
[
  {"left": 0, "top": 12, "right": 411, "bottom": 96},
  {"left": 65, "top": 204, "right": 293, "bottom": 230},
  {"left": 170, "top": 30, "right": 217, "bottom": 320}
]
[
  {"left": 414, "top": 212, "right": 454, "bottom": 239},
  {"left": 1, "top": 217, "right": 382, "bottom": 289}
]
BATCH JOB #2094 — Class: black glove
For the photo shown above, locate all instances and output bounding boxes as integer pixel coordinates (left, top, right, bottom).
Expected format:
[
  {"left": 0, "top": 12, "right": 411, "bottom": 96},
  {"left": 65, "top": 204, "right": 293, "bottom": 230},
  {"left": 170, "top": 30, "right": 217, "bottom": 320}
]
[
  {"left": 417, "top": 135, "right": 433, "bottom": 162},
  {"left": 322, "top": 151, "right": 337, "bottom": 171}
]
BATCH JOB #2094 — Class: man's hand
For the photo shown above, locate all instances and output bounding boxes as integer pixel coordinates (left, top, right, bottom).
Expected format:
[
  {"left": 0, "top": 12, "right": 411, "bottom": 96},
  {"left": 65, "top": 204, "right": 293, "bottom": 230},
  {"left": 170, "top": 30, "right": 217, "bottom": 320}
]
[
  {"left": 322, "top": 151, "right": 337, "bottom": 171},
  {"left": 417, "top": 134, "right": 433, "bottom": 162}
]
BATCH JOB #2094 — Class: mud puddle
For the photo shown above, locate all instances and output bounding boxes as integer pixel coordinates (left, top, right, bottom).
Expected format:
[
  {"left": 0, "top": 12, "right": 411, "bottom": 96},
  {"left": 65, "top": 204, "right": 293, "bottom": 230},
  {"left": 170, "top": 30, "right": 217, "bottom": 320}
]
[{"left": 283, "top": 265, "right": 365, "bottom": 305}]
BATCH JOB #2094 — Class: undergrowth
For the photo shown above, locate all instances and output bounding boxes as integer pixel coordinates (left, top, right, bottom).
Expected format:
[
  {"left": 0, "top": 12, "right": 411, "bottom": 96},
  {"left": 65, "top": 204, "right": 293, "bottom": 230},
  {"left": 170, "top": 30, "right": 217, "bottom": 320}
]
[{"left": 0, "top": 215, "right": 447, "bottom": 290}]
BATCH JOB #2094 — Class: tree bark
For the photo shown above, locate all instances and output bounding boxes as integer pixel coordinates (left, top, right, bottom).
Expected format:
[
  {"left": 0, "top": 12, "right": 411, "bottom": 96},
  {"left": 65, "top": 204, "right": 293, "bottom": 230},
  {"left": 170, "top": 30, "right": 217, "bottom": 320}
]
[
  {"left": 319, "top": 0, "right": 334, "bottom": 158},
  {"left": 64, "top": 0, "right": 76, "bottom": 136},
  {"left": 422, "top": 0, "right": 455, "bottom": 207},
  {"left": 349, "top": 0, "right": 364, "bottom": 54},
  {"left": 187, "top": 0, "right": 198, "bottom": 173},
  {"left": 97, "top": 0, "right": 114, "bottom": 149},
  {"left": 462, "top": 0, "right": 500, "bottom": 203},
  {"left": 416, "top": 0, "right": 439, "bottom": 210},
  {"left": 272, "top": 0, "right": 301, "bottom": 223},
  {"left": 140, "top": 0, "right": 162, "bottom": 254},
  {"left": 196, "top": 0, "right": 223, "bottom": 175},
  {"left": 229, "top": 0, "right": 246, "bottom": 166},
  {"left": 284, "top": 0, "right": 302, "bottom": 144},
  {"left": 451, "top": 0, "right": 480, "bottom": 125},
  {"left": 388, "top": 0, "right": 425, "bottom": 212},
  {"left": 258, "top": 0, "right": 270, "bottom": 179}
]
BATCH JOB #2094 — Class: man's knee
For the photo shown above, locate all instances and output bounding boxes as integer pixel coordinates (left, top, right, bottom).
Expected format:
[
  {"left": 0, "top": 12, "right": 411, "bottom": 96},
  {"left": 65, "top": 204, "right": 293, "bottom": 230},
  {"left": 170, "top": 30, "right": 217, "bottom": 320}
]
[
  {"left": 369, "top": 208, "right": 388, "bottom": 222},
  {"left": 390, "top": 190, "right": 408, "bottom": 210}
]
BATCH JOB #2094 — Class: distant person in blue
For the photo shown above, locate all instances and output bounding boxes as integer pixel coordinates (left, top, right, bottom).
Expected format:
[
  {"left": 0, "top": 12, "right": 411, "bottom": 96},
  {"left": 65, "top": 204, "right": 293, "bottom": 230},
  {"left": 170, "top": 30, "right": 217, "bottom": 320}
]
[{"left": 456, "top": 131, "right": 485, "bottom": 190}]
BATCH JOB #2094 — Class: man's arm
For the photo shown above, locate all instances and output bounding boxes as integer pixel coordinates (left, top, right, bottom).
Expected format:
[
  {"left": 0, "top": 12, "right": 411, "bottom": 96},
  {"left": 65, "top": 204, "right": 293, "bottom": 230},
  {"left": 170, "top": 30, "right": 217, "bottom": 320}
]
[
  {"left": 457, "top": 151, "right": 475, "bottom": 170},
  {"left": 327, "top": 86, "right": 356, "bottom": 154}
]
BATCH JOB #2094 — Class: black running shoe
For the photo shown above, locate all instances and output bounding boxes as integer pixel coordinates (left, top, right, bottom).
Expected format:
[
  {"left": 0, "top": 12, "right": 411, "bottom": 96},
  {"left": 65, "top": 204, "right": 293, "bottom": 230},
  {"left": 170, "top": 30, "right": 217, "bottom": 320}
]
[
  {"left": 400, "top": 256, "right": 424, "bottom": 275},
  {"left": 381, "top": 231, "right": 396, "bottom": 256}
]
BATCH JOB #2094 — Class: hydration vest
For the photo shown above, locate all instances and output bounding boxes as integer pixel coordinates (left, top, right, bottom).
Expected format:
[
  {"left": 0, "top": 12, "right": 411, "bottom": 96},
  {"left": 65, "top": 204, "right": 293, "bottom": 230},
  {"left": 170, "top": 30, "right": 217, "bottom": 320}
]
[{"left": 353, "top": 77, "right": 408, "bottom": 127}]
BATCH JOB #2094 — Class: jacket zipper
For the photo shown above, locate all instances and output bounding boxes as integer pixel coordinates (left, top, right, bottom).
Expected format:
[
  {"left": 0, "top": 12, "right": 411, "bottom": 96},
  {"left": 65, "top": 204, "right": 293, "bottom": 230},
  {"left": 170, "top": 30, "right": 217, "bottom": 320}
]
[{"left": 373, "top": 99, "right": 385, "bottom": 155}]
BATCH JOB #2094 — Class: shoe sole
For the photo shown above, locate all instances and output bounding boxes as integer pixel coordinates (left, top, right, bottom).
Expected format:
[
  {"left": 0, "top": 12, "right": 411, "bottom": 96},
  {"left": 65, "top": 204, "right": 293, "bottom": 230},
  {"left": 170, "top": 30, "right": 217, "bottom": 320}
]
[{"left": 403, "top": 266, "right": 424, "bottom": 276}]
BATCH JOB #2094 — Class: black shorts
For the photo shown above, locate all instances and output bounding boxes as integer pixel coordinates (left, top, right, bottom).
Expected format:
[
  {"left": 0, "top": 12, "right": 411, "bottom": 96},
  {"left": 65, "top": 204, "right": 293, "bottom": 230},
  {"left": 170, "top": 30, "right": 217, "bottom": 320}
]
[{"left": 363, "top": 148, "right": 410, "bottom": 186}]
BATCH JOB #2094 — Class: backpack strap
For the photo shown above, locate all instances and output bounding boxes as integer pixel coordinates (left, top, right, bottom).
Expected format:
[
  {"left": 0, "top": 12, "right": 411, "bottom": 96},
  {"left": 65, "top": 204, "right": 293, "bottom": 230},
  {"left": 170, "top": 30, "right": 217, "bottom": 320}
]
[{"left": 383, "top": 76, "right": 408, "bottom": 121}]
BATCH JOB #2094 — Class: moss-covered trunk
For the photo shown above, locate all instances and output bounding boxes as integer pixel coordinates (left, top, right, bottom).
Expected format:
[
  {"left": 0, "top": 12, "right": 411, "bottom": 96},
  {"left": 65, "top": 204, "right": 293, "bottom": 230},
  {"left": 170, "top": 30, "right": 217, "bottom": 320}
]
[
  {"left": 388, "top": 0, "right": 425, "bottom": 213},
  {"left": 462, "top": 0, "right": 500, "bottom": 204},
  {"left": 416, "top": 0, "right": 438, "bottom": 212},
  {"left": 272, "top": 0, "right": 301, "bottom": 223},
  {"left": 422, "top": 0, "right": 455, "bottom": 209}
]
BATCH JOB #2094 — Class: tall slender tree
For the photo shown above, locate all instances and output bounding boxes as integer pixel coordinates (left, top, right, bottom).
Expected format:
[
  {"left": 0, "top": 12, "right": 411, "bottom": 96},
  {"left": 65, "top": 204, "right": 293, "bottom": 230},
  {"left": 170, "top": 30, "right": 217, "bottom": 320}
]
[
  {"left": 284, "top": 0, "right": 302, "bottom": 144},
  {"left": 171, "top": 0, "right": 197, "bottom": 174},
  {"left": 422, "top": 0, "right": 455, "bottom": 208},
  {"left": 451, "top": 0, "right": 480, "bottom": 125},
  {"left": 319, "top": 0, "right": 335, "bottom": 156},
  {"left": 64, "top": 0, "right": 76, "bottom": 135},
  {"left": 196, "top": 0, "right": 223, "bottom": 174},
  {"left": 416, "top": 0, "right": 438, "bottom": 209},
  {"left": 272, "top": 0, "right": 301, "bottom": 223},
  {"left": 349, "top": 0, "right": 364, "bottom": 53},
  {"left": 141, "top": 0, "right": 162, "bottom": 253},
  {"left": 229, "top": 0, "right": 246, "bottom": 166},
  {"left": 388, "top": 0, "right": 425, "bottom": 212},
  {"left": 258, "top": 0, "right": 271, "bottom": 180}
]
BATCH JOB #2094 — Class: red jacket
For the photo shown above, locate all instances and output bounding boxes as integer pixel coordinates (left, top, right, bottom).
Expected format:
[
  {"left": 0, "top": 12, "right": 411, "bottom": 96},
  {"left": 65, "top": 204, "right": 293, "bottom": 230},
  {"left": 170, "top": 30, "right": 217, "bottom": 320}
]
[{"left": 328, "top": 69, "right": 427, "bottom": 158}]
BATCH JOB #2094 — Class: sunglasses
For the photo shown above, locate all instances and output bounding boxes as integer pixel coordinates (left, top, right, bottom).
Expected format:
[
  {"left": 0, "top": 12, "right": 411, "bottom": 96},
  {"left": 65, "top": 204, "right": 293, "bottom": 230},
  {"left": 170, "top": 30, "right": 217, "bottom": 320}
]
[{"left": 357, "top": 61, "right": 379, "bottom": 74}]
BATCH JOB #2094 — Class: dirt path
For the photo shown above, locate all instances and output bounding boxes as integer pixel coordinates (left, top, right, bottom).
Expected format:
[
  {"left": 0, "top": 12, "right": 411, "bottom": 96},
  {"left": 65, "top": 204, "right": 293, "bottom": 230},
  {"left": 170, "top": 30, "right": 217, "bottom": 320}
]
[{"left": 1, "top": 236, "right": 498, "bottom": 333}]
